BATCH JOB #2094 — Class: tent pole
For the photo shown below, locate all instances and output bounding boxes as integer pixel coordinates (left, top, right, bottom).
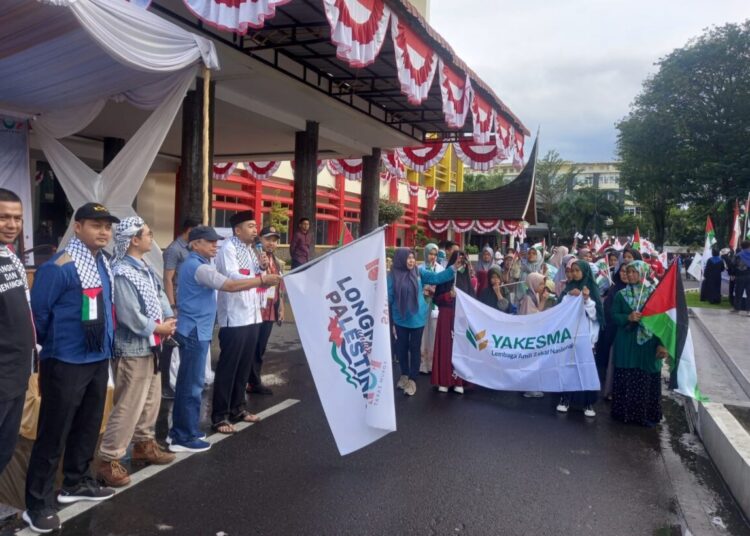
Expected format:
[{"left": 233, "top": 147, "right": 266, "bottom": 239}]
[{"left": 201, "top": 67, "right": 211, "bottom": 225}]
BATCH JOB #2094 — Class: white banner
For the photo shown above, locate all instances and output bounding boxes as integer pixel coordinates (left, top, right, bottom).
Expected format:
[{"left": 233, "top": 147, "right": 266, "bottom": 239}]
[
  {"left": 452, "top": 290, "right": 600, "bottom": 392},
  {"left": 0, "top": 117, "right": 33, "bottom": 264},
  {"left": 284, "top": 228, "right": 395, "bottom": 455}
]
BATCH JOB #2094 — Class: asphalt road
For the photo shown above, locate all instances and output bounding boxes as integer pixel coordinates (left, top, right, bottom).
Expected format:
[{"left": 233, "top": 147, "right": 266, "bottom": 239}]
[{"left": 10, "top": 322, "right": 750, "bottom": 536}]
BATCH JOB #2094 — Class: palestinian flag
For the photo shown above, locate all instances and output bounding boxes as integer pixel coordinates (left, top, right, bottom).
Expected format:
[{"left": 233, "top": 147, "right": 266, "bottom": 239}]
[
  {"left": 338, "top": 225, "right": 354, "bottom": 246},
  {"left": 700, "top": 216, "right": 717, "bottom": 274},
  {"left": 729, "top": 199, "right": 741, "bottom": 251},
  {"left": 82, "top": 287, "right": 102, "bottom": 322},
  {"left": 640, "top": 261, "right": 706, "bottom": 401},
  {"left": 632, "top": 227, "right": 641, "bottom": 251}
]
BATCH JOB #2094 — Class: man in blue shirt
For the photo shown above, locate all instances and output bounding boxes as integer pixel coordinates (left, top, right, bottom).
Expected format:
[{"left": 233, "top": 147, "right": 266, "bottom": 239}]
[{"left": 24, "top": 203, "right": 119, "bottom": 534}]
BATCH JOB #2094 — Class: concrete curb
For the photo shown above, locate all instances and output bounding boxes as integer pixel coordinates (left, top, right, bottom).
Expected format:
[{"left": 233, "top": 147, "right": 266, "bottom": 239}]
[
  {"left": 697, "top": 403, "right": 750, "bottom": 521},
  {"left": 690, "top": 309, "right": 750, "bottom": 399}
]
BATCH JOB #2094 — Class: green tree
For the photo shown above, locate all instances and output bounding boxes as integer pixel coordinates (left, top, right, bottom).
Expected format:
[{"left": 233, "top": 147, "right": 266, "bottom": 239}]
[
  {"left": 617, "top": 21, "right": 750, "bottom": 246},
  {"left": 534, "top": 150, "right": 580, "bottom": 235},
  {"left": 265, "top": 200, "right": 289, "bottom": 234},
  {"left": 463, "top": 170, "right": 508, "bottom": 191},
  {"left": 556, "top": 188, "right": 620, "bottom": 239},
  {"left": 378, "top": 198, "right": 405, "bottom": 226}
]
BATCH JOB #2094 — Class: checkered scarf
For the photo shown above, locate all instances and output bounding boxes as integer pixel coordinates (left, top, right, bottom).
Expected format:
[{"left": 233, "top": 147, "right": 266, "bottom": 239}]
[
  {"left": 230, "top": 235, "right": 260, "bottom": 273},
  {"left": 112, "top": 216, "right": 145, "bottom": 266},
  {"left": 113, "top": 258, "right": 163, "bottom": 347},
  {"left": 65, "top": 236, "right": 114, "bottom": 352},
  {"left": 0, "top": 244, "right": 28, "bottom": 297}
]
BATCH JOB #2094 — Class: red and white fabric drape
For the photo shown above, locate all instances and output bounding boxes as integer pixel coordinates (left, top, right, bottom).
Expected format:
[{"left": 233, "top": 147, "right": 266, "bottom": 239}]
[
  {"left": 212, "top": 162, "right": 236, "bottom": 180},
  {"left": 438, "top": 60, "right": 472, "bottom": 129},
  {"left": 245, "top": 161, "right": 281, "bottom": 180},
  {"left": 471, "top": 93, "right": 495, "bottom": 144},
  {"left": 181, "top": 0, "right": 290, "bottom": 34},
  {"left": 327, "top": 158, "right": 363, "bottom": 180},
  {"left": 396, "top": 142, "right": 448, "bottom": 173},
  {"left": 494, "top": 114, "right": 512, "bottom": 157},
  {"left": 427, "top": 219, "right": 526, "bottom": 237},
  {"left": 323, "top": 0, "right": 391, "bottom": 68},
  {"left": 425, "top": 187, "right": 439, "bottom": 200},
  {"left": 453, "top": 140, "right": 504, "bottom": 171},
  {"left": 512, "top": 129, "right": 525, "bottom": 169},
  {"left": 381, "top": 150, "right": 405, "bottom": 179},
  {"left": 407, "top": 182, "right": 420, "bottom": 197},
  {"left": 391, "top": 14, "right": 438, "bottom": 105}
]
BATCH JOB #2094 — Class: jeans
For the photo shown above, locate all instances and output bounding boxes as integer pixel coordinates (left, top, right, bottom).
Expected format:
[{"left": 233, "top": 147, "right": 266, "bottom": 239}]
[
  {"left": 26, "top": 358, "right": 108, "bottom": 511},
  {"left": 0, "top": 393, "right": 25, "bottom": 475},
  {"left": 170, "top": 329, "right": 209, "bottom": 444},
  {"left": 734, "top": 277, "right": 750, "bottom": 312},
  {"left": 395, "top": 325, "right": 424, "bottom": 381}
]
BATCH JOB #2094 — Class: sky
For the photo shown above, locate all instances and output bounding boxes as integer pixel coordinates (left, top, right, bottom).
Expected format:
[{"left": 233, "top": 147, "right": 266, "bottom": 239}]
[{"left": 428, "top": 0, "right": 748, "bottom": 163}]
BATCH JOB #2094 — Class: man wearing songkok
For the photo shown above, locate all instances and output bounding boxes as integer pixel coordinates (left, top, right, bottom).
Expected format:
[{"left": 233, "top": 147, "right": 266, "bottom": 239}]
[
  {"left": 94, "top": 217, "right": 176, "bottom": 488},
  {"left": 25, "top": 202, "right": 119, "bottom": 533}
]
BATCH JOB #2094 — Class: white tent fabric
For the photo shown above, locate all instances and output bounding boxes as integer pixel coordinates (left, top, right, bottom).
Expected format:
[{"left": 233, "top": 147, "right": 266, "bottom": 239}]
[{"left": 0, "top": 0, "right": 220, "bottom": 273}]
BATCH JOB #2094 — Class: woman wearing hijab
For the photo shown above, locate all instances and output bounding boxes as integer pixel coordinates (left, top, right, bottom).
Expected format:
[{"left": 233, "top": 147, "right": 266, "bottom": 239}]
[
  {"left": 500, "top": 252, "right": 521, "bottom": 304},
  {"left": 479, "top": 266, "right": 512, "bottom": 313},
  {"left": 475, "top": 246, "right": 495, "bottom": 294},
  {"left": 519, "top": 247, "right": 545, "bottom": 298},
  {"left": 622, "top": 248, "right": 642, "bottom": 263},
  {"left": 557, "top": 260, "right": 604, "bottom": 417},
  {"left": 388, "top": 248, "right": 457, "bottom": 396},
  {"left": 549, "top": 246, "right": 569, "bottom": 269},
  {"left": 595, "top": 260, "right": 630, "bottom": 399},
  {"left": 700, "top": 247, "right": 725, "bottom": 304},
  {"left": 517, "top": 272, "right": 549, "bottom": 398},
  {"left": 611, "top": 261, "right": 669, "bottom": 426},
  {"left": 432, "top": 251, "right": 474, "bottom": 394},
  {"left": 420, "top": 243, "right": 444, "bottom": 375},
  {"left": 553, "top": 254, "right": 577, "bottom": 296}
]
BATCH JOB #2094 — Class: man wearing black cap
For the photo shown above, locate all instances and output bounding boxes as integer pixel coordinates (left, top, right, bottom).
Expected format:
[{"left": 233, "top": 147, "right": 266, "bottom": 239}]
[
  {"left": 169, "top": 223, "right": 281, "bottom": 449},
  {"left": 248, "top": 225, "right": 284, "bottom": 396},
  {"left": 211, "top": 212, "right": 281, "bottom": 434},
  {"left": 25, "top": 202, "right": 120, "bottom": 533}
]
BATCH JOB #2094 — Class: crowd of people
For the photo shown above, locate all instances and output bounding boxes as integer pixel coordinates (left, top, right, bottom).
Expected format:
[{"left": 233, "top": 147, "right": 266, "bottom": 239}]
[
  {"left": 386, "top": 237, "right": 675, "bottom": 425},
  {"left": 698, "top": 244, "right": 750, "bottom": 314},
  {"left": 0, "top": 189, "right": 284, "bottom": 533}
]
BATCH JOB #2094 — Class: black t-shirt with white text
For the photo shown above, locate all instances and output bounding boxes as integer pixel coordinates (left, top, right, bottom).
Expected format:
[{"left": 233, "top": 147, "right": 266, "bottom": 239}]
[{"left": 0, "top": 254, "right": 34, "bottom": 400}]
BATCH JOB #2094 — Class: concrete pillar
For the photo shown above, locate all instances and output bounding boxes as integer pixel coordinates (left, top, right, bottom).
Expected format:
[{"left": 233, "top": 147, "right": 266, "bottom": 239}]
[
  {"left": 360, "top": 148, "right": 382, "bottom": 235},
  {"left": 177, "top": 77, "right": 215, "bottom": 226},
  {"left": 292, "top": 121, "right": 319, "bottom": 251}
]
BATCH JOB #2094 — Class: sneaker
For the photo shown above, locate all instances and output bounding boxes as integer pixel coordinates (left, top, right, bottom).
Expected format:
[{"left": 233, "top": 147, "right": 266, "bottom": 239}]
[
  {"left": 437, "top": 386, "right": 449, "bottom": 393},
  {"left": 523, "top": 391, "right": 544, "bottom": 398},
  {"left": 22, "top": 509, "right": 60, "bottom": 534},
  {"left": 94, "top": 459, "right": 130, "bottom": 488},
  {"left": 584, "top": 405, "right": 597, "bottom": 418},
  {"left": 454, "top": 386, "right": 464, "bottom": 394},
  {"left": 169, "top": 438, "right": 211, "bottom": 453},
  {"left": 397, "top": 375, "right": 409, "bottom": 390},
  {"left": 166, "top": 433, "right": 206, "bottom": 445},
  {"left": 58, "top": 478, "right": 115, "bottom": 504},
  {"left": 404, "top": 380, "right": 417, "bottom": 396},
  {"left": 556, "top": 398, "right": 570, "bottom": 413},
  {"left": 132, "top": 440, "right": 176, "bottom": 465},
  {"left": 161, "top": 385, "right": 175, "bottom": 399}
]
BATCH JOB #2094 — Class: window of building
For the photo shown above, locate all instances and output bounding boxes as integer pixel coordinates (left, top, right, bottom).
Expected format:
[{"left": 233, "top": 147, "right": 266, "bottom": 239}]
[{"left": 316, "top": 220, "right": 329, "bottom": 245}]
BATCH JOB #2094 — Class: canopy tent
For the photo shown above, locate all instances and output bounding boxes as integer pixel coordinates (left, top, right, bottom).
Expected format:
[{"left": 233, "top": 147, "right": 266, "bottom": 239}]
[
  {"left": 0, "top": 0, "right": 219, "bottom": 273},
  {"left": 427, "top": 137, "right": 539, "bottom": 237}
]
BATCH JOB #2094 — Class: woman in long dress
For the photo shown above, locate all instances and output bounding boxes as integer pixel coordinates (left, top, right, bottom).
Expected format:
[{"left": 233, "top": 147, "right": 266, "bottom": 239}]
[
  {"left": 518, "top": 272, "right": 549, "bottom": 398},
  {"left": 557, "top": 260, "right": 604, "bottom": 417},
  {"left": 432, "top": 251, "right": 474, "bottom": 394},
  {"left": 420, "top": 243, "right": 443, "bottom": 374},
  {"left": 474, "top": 246, "right": 495, "bottom": 294},
  {"left": 700, "top": 247, "right": 724, "bottom": 304},
  {"left": 611, "top": 261, "right": 669, "bottom": 426},
  {"left": 595, "top": 260, "right": 630, "bottom": 398}
]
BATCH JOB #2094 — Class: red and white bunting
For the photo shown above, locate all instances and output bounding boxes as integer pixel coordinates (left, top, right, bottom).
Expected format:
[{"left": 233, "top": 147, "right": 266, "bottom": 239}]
[
  {"left": 245, "top": 161, "right": 281, "bottom": 180},
  {"left": 427, "top": 219, "right": 451, "bottom": 234},
  {"left": 427, "top": 219, "right": 526, "bottom": 236},
  {"left": 453, "top": 140, "right": 503, "bottom": 171},
  {"left": 396, "top": 143, "right": 448, "bottom": 173},
  {"left": 438, "top": 60, "right": 472, "bottom": 129},
  {"left": 407, "top": 182, "right": 420, "bottom": 197},
  {"left": 474, "top": 219, "right": 502, "bottom": 233},
  {"left": 452, "top": 219, "right": 474, "bottom": 232},
  {"left": 471, "top": 93, "right": 495, "bottom": 144},
  {"left": 327, "top": 158, "right": 364, "bottom": 181},
  {"left": 324, "top": 0, "right": 391, "bottom": 68},
  {"left": 381, "top": 150, "right": 406, "bottom": 179},
  {"left": 379, "top": 171, "right": 399, "bottom": 182},
  {"left": 512, "top": 129, "right": 525, "bottom": 170},
  {"left": 391, "top": 14, "right": 438, "bottom": 105},
  {"left": 425, "top": 187, "right": 439, "bottom": 200},
  {"left": 213, "top": 162, "right": 237, "bottom": 180},
  {"left": 494, "top": 114, "right": 512, "bottom": 154},
  {"left": 181, "top": 0, "right": 289, "bottom": 34},
  {"left": 291, "top": 160, "right": 325, "bottom": 174}
]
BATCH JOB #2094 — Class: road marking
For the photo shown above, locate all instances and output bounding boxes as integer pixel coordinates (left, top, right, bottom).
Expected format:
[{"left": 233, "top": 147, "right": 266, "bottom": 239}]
[{"left": 16, "top": 398, "right": 300, "bottom": 535}]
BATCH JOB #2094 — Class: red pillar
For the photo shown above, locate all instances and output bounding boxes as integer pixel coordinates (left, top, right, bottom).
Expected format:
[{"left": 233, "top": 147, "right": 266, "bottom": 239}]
[
  {"left": 253, "top": 177, "right": 263, "bottom": 225},
  {"left": 408, "top": 193, "right": 418, "bottom": 247},
  {"left": 385, "top": 179, "right": 398, "bottom": 246}
]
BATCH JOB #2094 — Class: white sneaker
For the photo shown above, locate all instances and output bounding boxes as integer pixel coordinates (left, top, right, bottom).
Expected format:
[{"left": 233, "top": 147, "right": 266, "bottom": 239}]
[
  {"left": 556, "top": 398, "right": 569, "bottom": 413},
  {"left": 453, "top": 386, "right": 464, "bottom": 394},
  {"left": 397, "top": 375, "right": 409, "bottom": 390},
  {"left": 523, "top": 391, "right": 544, "bottom": 398},
  {"left": 404, "top": 380, "right": 417, "bottom": 396},
  {"left": 584, "top": 405, "right": 596, "bottom": 418},
  {"left": 438, "top": 386, "right": 449, "bottom": 393}
]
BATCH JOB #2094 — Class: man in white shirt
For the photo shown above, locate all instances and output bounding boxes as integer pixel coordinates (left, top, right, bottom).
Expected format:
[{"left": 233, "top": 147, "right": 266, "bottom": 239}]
[{"left": 212, "top": 211, "right": 280, "bottom": 434}]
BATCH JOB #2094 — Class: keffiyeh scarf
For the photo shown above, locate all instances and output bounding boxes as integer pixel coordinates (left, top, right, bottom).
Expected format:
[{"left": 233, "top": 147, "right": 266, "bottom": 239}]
[
  {"left": 112, "top": 216, "right": 145, "bottom": 266},
  {"left": 66, "top": 236, "right": 113, "bottom": 352},
  {"left": 0, "top": 244, "right": 28, "bottom": 297},
  {"left": 621, "top": 260, "right": 654, "bottom": 345}
]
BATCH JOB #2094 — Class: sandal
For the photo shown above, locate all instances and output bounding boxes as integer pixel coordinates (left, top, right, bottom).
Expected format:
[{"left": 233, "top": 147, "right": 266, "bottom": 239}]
[
  {"left": 230, "top": 410, "right": 261, "bottom": 424},
  {"left": 211, "top": 421, "right": 237, "bottom": 434}
]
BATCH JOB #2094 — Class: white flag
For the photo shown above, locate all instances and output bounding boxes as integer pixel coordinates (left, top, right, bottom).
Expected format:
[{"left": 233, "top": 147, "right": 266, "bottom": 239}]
[
  {"left": 452, "top": 290, "right": 600, "bottom": 392},
  {"left": 283, "top": 228, "right": 396, "bottom": 455},
  {"left": 687, "top": 252, "right": 703, "bottom": 281}
]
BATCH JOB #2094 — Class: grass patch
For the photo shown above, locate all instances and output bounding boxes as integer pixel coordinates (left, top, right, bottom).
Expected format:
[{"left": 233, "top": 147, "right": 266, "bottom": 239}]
[{"left": 684, "top": 292, "right": 732, "bottom": 310}]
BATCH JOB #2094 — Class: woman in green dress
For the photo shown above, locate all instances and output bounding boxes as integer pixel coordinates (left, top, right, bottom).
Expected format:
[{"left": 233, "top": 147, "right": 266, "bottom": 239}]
[{"left": 611, "top": 261, "right": 670, "bottom": 426}]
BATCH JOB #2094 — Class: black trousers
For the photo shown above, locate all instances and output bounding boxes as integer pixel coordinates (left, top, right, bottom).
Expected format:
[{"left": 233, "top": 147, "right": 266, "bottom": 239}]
[
  {"left": 395, "top": 325, "right": 424, "bottom": 381},
  {"left": 735, "top": 277, "right": 750, "bottom": 311},
  {"left": 26, "top": 358, "right": 108, "bottom": 511},
  {"left": 0, "top": 392, "right": 25, "bottom": 475},
  {"left": 159, "top": 344, "right": 174, "bottom": 390},
  {"left": 248, "top": 321, "right": 275, "bottom": 387},
  {"left": 212, "top": 324, "right": 260, "bottom": 424}
]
